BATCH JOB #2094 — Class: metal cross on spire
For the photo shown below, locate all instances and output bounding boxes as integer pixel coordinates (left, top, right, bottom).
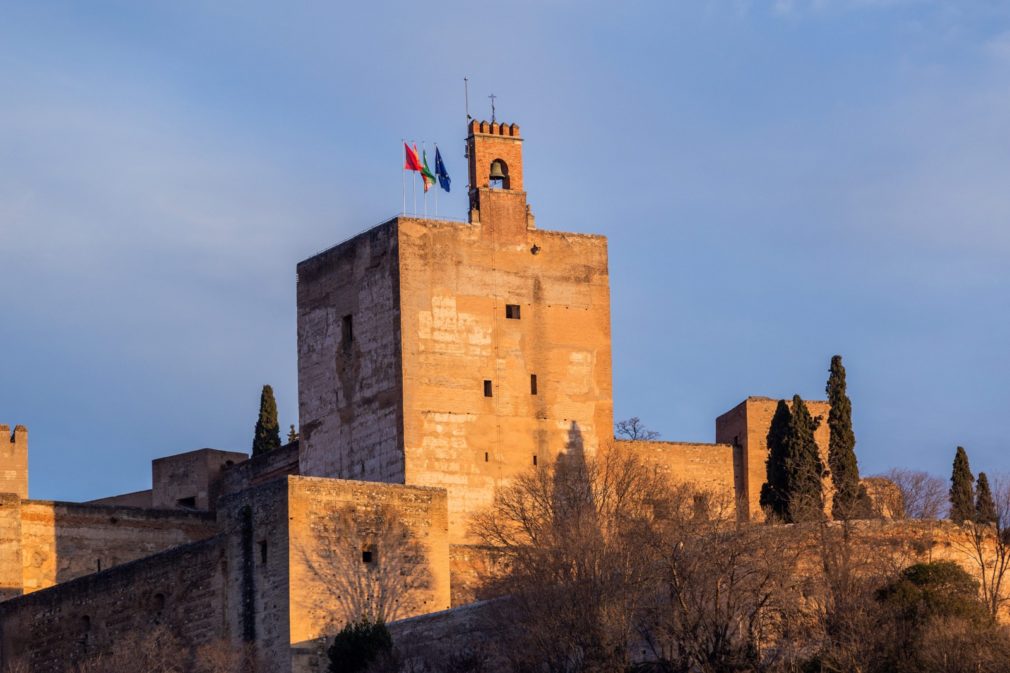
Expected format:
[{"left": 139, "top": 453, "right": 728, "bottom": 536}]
[{"left": 488, "top": 93, "right": 496, "bottom": 123}]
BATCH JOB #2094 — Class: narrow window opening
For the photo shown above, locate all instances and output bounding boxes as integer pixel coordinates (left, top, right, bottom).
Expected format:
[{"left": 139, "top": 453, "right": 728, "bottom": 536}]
[
  {"left": 96, "top": 559, "right": 102, "bottom": 572},
  {"left": 362, "top": 547, "right": 375, "bottom": 564},
  {"left": 484, "top": 451, "right": 489, "bottom": 463},
  {"left": 530, "top": 374, "right": 538, "bottom": 395},
  {"left": 533, "top": 455, "right": 538, "bottom": 466},
  {"left": 505, "top": 304, "right": 521, "bottom": 319},
  {"left": 259, "top": 540, "right": 268, "bottom": 564},
  {"left": 341, "top": 314, "right": 353, "bottom": 352},
  {"left": 177, "top": 496, "right": 196, "bottom": 509},
  {"left": 483, "top": 380, "right": 493, "bottom": 397}
]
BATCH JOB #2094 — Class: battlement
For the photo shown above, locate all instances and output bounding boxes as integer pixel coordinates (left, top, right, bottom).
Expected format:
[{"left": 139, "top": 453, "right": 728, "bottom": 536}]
[
  {"left": 0, "top": 426, "right": 27, "bottom": 452},
  {"left": 468, "top": 119, "right": 521, "bottom": 137}
]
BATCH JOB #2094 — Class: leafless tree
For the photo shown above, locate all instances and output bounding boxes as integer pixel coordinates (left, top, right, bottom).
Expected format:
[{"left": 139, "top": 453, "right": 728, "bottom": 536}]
[
  {"left": 471, "top": 444, "right": 672, "bottom": 672},
  {"left": 954, "top": 475, "right": 1010, "bottom": 620},
  {"left": 883, "top": 469, "right": 947, "bottom": 520},
  {"left": 295, "top": 503, "right": 434, "bottom": 627},
  {"left": 638, "top": 502, "right": 811, "bottom": 673},
  {"left": 615, "top": 417, "right": 660, "bottom": 441}
]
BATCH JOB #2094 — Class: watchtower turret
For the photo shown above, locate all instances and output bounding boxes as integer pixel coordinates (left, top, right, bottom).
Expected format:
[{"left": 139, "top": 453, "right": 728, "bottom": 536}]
[
  {"left": 0, "top": 425, "right": 28, "bottom": 499},
  {"left": 466, "top": 120, "right": 535, "bottom": 239}
]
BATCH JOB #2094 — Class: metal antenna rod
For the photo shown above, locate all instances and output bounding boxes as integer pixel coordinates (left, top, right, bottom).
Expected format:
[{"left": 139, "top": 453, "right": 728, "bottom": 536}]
[
  {"left": 488, "top": 93, "right": 496, "bottom": 123},
  {"left": 464, "top": 76, "right": 471, "bottom": 121}
]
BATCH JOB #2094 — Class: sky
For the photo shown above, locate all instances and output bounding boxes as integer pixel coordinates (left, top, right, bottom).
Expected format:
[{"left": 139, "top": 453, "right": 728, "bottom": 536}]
[{"left": 2, "top": 0, "right": 1010, "bottom": 501}]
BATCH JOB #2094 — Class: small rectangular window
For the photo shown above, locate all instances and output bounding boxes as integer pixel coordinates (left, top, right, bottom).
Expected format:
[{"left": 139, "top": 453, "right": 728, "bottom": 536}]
[
  {"left": 483, "top": 380, "right": 493, "bottom": 397},
  {"left": 484, "top": 451, "right": 489, "bottom": 463},
  {"left": 177, "top": 496, "right": 196, "bottom": 509},
  {"left": 96, "top": 558, "right": 102, "bottom": 572},
  {"left": 362, "top": 548, "right": 374, "bottom": 564},
  {"left": 341, "top": 315, "right": 353, "bottom": 351},
  {"left": 505, "top": 304, "right": 521, "bottom": 319},
  {"left": 530, "top": 374, "right": 538, "bottom": 395},
  {"left": 533, "top": 455, "right": 538, "bottom": 466},
  {"left": 259, "top": 541, "right": 268, "bottom": 564}
]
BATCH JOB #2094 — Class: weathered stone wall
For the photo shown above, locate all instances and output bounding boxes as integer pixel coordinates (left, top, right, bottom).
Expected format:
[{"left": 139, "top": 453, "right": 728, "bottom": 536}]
[
  {"left": 0, "top": 426, "right": 27, "bottom": 500},
  {"left": 286, "top": 477, "right": 450, "bottom": 673},
  {"left": 86, "top": 489, "right": 154, "bottom": 508},
  {"left": 0, "top": 496, "right": 22, "bottom": 602},
  {"left": 616, "top": 439, "right": 736, "bottom": 509},
  {"left": 398, "top": 218, "right": 613, "bottom": 542},
  {"left": 19, "top": 501, "right": 218, "bottom": 594},
  {"left": 220, "top": 441, "right": 300, "bottom": 498},
  {"left": 153, "top": 448, "right": 249, "bottom": 510},
  {"left": 297, "top": 222, "right": 405, "bottom": 483},
  {"left": 0, "top": 535, "right": 229, "bottom": 673},
  {"left": 716, "top": 397, "right": 832, "bottom": 521}
]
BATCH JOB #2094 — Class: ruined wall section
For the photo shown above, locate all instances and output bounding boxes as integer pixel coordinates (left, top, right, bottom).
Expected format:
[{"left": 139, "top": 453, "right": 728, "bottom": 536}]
[
  {"left": 286, "top": 477, "right": 450, "bottom": 673},
  {"left": 616, "top": 439, "right": 736, "bottom": 511},
  {"left": 0, "top": 426, "right": 27, "bottom": 500},
  {"left": 397, "top": 218, "right": 613, "bottom": 542},
  {"left": 18, "top": 501, "right": 218, "bottom": 594},
  {"left": 297, "top": 222, "right": 405, "bottom": 484},
  {"left": 716, "top": 397, "right": 832, "bottom": 522},
  {"left": 86, "top": 490, "right": 154, "bottom": 508},
  {"left": 0, "top": 535, "right": 229, "bottom": 673}
]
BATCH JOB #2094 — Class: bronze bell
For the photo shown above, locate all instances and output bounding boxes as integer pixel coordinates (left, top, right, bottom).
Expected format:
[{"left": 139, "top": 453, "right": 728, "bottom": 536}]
[{"left": 489, "top": 161, "right": 506, "bottom": 180}]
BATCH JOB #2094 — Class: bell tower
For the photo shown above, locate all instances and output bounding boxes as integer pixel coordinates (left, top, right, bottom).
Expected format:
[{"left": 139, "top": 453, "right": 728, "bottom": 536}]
[{"left": 466, "top": 120, "right": 535, "bottom": 239}]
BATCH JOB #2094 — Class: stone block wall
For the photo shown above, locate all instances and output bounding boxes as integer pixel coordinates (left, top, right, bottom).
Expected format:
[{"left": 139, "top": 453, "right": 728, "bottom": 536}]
[
  {"left": 0, "top": 535, "right": 229, "bottom": 673},
  {"left": 716, "top": 397, "right": 832, "bottom": 521},
  {"left": 616, "top": 439, "right": 736, "bottom": 512},
  {"left": 286, "top": 476, "right": 450, "bottom": 673},
  {"left": 398, "top": 220, "right": 613, "bottom": 543},
  {"left": 152, "top": 448, "right": 249, "bottom": 510},
  {"left": 18, "top": 501, "right": 218, "bottom": 594},
  {"left": 297, "top": 222, "right": 405, "bottom": 484}
]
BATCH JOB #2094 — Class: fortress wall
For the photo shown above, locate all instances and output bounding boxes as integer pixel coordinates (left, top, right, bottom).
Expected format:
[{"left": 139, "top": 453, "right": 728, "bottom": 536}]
[
  {"left": 18, "top": 501, "right": 218, "bottom": 594},
  {"left": 217, "top": 478, "right": 294, "bottom": 673},
  {"left": 0, "top": 496, "right": 21, "bottom": 602},
  {"left": 86, "top": 489, "right": 154, "bottom": 508},
  {"left": 0, "top": 535, "right": 229, "bottom": 673},
  {"left": 297, "top": 221, "right": 406, "bottom": 484},
  {"left": 397, "top": 219, "right": 613, "bottom": 543},
  {"left": 716, "top": 397, "right": 832, "bottom": 521},
  {"left": 152, "top": 448, "right": 249, "bottom": 510},
  {"left": 286, "top": 477, "right": 450, "bottom": 673},
  {"left": 616, "top": 439, "right": 736, "bottom": 512},
  {"left": 219, "top": 441, "right": 300, "bottom": 498}
]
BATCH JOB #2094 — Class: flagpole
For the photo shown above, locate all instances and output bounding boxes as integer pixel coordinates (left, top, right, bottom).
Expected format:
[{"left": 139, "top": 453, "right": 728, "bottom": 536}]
[
  {"left": 434, "top": 144, "right": 439, "bottom": 217},
  {"left": 401, "top": 139, "right": 406, "bottom": 215},
  {"left": 412, "top": 147, "right": 417, "bottom": 216},
  {"left": 422, "top": 141, "right": 428, "bottom": 219}
]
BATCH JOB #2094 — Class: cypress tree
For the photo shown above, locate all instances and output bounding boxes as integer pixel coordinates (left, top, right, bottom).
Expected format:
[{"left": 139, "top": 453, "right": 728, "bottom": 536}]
[
  {"left": 826, "top": 355, "right": 862, "bottom": 520},
  {"left": 785, "top": 394, "right": 826, "bottom": 522},
  {"left": 287, "top": 424, "right": 300, "bottom": 444},
  {"left": 949, "top": 446, "right": 975, "bottom": 524},
  {"left": 975, "top": 472, "right": 997, "bottom": 525},
  {"left": 760, "top": 400, "right": 793, "bottom": 520},
  {"left": 252, "top": 385, "right": 281, "bottom": 456}
]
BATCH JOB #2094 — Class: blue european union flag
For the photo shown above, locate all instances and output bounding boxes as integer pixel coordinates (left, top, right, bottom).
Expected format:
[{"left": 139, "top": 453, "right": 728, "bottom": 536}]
[{"left": 435, "top": 146, "right": 451, "bottom": 193}]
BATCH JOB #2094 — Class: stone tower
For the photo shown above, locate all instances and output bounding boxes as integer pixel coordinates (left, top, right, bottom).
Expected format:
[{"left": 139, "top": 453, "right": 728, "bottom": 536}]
[
  {"left": 0, "top": 426, "right": 27, "bottom": 499},
  {"left": 297, "top": 120, "right": 614, "bottom": 541}
]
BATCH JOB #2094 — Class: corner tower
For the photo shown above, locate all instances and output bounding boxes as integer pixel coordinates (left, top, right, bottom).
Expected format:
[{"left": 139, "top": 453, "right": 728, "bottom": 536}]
[{"left": 297, "top": 119, "right": 614, "bottom": 541}]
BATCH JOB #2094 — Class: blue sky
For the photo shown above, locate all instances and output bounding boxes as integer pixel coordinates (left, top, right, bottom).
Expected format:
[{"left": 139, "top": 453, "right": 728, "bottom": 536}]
[{"left": 2, "top": 1, "right": 1009, "bottom": 501}]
